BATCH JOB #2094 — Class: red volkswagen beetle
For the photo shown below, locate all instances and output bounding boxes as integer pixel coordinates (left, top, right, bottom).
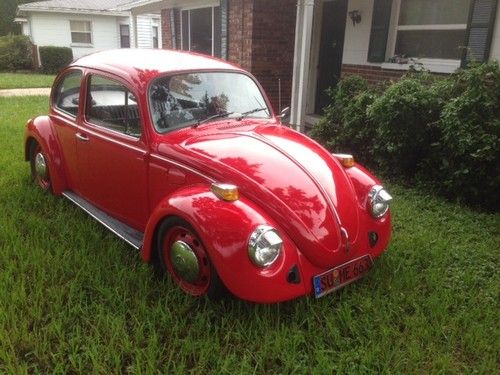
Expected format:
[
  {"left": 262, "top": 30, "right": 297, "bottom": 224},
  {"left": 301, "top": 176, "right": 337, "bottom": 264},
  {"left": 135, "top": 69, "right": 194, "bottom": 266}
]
[{"left": 24, "top": 49, "right": 392, "bottom": 303}]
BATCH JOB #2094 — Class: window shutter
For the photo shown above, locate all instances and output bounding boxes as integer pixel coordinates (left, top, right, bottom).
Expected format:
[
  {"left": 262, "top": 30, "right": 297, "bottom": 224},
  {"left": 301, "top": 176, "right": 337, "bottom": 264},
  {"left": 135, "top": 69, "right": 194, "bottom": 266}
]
[
  {"left": 367, "top": 0, "right": 393, "bottom": 62},
  {"left": 462, "top": 0, "right": 498, "bottom": 66}
]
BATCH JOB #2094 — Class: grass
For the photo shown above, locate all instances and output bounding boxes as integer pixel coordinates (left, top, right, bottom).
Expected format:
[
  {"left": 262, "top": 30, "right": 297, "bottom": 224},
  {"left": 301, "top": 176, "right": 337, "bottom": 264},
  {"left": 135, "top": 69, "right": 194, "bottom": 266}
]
[
  {"left": 0, "top": 73, "right": 55, "bottom": 89},
  {"left": 0, "top": 95, "right": 499, "bottom": 373}
]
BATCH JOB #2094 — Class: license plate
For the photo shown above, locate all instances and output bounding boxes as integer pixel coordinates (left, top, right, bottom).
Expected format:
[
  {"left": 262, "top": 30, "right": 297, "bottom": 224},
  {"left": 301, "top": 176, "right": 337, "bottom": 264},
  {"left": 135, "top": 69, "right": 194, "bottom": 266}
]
[{"left": 313, "top": 255, "right": 373, "bottom": 298}]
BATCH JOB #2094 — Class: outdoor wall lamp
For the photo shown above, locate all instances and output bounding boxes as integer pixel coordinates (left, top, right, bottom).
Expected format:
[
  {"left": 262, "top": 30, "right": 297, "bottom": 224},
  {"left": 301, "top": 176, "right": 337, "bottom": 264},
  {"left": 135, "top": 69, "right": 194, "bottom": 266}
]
[{"left": 349, "top": 10, "right": 361, "bottom": 26}]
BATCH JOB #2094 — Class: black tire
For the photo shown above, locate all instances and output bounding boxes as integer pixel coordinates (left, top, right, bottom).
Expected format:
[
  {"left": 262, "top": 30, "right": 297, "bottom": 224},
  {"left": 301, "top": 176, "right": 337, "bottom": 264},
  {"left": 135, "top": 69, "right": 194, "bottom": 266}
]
[
  {"left": 29, "top": 141, "right": 52, "bottom": 192},
  {"left": 156, "top": 216, "right": 228, "bottom": 299}
]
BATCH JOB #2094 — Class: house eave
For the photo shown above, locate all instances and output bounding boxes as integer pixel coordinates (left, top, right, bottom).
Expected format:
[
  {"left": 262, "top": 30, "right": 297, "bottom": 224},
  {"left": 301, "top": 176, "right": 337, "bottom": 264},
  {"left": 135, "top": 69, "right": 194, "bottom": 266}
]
[
  {"left": 117, "top": 0, "right": 217, "bottom": 14},
  {"left": 17, "top": 6, "right": 131, "bottom": 17},
  {"left": 117, "top": 0, "right": 169, "bottom": 11}
]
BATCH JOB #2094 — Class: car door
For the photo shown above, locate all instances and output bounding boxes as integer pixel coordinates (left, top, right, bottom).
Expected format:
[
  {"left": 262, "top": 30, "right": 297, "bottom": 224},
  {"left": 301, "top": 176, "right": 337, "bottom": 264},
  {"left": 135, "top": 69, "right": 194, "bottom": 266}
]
[
  {"left": 76, "top": 72, "right": 149, "bottom": 231},
  {"left": 50, "top": 69, "right": 83, "bottom": 191}
]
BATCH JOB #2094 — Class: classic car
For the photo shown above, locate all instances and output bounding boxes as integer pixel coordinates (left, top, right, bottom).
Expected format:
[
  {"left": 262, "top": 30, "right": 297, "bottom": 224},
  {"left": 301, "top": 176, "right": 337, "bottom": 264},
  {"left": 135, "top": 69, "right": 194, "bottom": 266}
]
[{"left": 24, "top": 49, "right": 392, "bottom": 303}]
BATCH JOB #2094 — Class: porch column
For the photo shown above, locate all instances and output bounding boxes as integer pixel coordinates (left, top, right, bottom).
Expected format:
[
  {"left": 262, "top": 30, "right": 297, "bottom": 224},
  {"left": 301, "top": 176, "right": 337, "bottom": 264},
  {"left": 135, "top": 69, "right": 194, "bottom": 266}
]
[
  {"left": 290, "top": 0, "right": 315, "bottom": 131},
  {"left": 130, "top": 13, "right": 138, "bottom": 48}
]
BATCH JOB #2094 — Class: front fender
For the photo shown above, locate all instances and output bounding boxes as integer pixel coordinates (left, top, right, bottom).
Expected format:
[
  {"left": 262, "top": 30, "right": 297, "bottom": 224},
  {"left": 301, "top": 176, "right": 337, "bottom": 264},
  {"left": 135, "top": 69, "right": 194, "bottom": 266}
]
[
  {"left": 24, "top": 116, "right": 66, "bottom": 195},
  {"left": 142, "top": 184, "right": 307, "bottom": 303},
  {"left": 344, "top": 164, "right": 392, "bottom": 258}
]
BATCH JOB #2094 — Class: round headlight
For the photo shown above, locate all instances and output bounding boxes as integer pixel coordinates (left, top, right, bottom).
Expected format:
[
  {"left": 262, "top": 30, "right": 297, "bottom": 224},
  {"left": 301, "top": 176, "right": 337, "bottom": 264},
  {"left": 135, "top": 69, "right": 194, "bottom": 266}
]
[
  {"left": 248, "top": 225, "right": 283, "bottom": 267},
  {"left": 368, "top": 185, "right": 393, "bottom": 219}
]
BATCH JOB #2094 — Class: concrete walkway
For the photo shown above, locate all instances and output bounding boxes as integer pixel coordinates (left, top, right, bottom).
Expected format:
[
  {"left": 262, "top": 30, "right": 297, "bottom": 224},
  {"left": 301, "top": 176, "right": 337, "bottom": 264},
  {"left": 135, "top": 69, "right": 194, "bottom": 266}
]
[{"left": 0, "top": 88, "right": 50, "bottom": 97}]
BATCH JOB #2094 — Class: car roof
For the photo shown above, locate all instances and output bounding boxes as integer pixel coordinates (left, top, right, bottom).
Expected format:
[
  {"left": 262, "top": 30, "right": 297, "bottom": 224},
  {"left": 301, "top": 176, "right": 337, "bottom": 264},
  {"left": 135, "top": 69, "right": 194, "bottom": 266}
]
[{"left": 70, "top": 49, "right": 244, "bottom": 85}]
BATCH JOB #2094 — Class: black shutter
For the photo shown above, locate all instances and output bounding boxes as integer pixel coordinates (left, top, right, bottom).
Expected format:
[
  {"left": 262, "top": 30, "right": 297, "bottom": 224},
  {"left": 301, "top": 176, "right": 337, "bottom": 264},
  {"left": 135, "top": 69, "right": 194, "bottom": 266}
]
[
  {"left": 367, "top": 0, "right": 393, "bottom": 62},
  {"left": 462, "top": 0, "right": 498, "bottom": 66}
]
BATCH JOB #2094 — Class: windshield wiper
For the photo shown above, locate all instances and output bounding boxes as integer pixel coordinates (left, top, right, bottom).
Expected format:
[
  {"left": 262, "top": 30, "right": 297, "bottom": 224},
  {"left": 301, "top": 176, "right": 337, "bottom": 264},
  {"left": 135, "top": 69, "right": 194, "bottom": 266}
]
[
  {"left": 239, "top": 107, "right": 269, "bottom": 119},
  {"left": 194, "top": 111, "right": 234, "bottom": 127}
]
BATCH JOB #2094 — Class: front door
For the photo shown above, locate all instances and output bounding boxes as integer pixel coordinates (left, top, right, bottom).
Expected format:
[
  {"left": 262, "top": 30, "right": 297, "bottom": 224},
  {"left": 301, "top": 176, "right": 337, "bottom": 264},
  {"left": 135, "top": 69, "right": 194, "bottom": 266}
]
[
  {"left": 76, "top": 72, "right": 149, "bottom": 231},
  {"left": 50, "top": 69, "right": 83, "bottom": 191},
  {"left": 315, "top": 0, "right": 348, "bottom": 114}
]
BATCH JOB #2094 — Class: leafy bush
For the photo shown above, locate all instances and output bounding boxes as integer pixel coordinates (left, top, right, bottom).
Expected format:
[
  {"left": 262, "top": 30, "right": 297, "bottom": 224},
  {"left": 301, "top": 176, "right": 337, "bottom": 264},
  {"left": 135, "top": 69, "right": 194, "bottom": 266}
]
[
  {"left": 367, "top": 75, "right": 442, "bottom": 178},
  {"left": 311, "top": 63, "right": 500, "bottom": 211},
  {"left": 0, "top": 34, "right": 32, "bottom": 71},
  {"left": 39, "top": 46, "right": 73, "bottom": 74},
  {"left": 310, "top": 76, "right": 380, "bottom": 163},
  {"left": 435, "top": 63, "right": 500, "bottom": 208}
]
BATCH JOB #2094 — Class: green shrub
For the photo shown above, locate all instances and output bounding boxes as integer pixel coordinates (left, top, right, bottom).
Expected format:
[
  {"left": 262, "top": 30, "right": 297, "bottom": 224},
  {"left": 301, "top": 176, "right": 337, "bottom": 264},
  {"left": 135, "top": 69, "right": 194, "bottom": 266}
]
[
  {"left": 367, "top": 75, "right": 442, "bottom": 178},
  {"left": 310, "top": 76, "right": 380, "bottom": 162},
  {"left": 39, "top": 46, "right": 73, "bottom": 74},
  {"left": 435, "top": 62, "right": 500, "bottom": 208},
  {"left": 311, "top": 63, "right": 500, "bottom": 211},
  {"left": 0, "top": 34, "right": 32, "bottom": 71}
]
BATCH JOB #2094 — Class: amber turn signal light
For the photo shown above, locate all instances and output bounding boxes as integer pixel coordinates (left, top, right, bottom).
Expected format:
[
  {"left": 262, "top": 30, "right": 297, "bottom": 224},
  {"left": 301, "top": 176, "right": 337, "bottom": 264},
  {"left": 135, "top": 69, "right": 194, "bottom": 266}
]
[
  {"left": 333, "top": 153, "right": 355, "bottom": 168},
  {"left": 211, "top": 183, "right": 240, "bottom": 201}
]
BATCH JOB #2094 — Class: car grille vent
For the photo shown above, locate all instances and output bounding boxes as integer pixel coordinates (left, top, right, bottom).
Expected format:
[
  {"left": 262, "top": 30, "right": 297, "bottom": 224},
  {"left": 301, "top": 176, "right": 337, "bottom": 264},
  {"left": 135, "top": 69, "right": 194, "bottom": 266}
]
[{"left": 216, "top": 122, "right": 251, "bottom": 130}]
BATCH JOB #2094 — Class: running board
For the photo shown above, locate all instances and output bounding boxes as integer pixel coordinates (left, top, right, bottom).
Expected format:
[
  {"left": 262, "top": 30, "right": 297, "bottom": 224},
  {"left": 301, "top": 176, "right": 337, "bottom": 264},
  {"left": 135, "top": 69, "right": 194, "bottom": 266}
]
[{"left": 62, "top": 191, "right": 144, "bottom": 250}]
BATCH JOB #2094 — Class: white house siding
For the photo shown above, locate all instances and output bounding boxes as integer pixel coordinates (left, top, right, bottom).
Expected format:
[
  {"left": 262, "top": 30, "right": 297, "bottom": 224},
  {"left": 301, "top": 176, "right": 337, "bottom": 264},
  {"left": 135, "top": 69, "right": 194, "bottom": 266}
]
[
  {"left": 341, "top": 0, "right": 379, "bottom": 66},
  {"left": 28, "top": 12, "right": 119, "bottom": 58},
  {"left": 21, "top": 22, "right": 31, "bottom": 36},
  {"left": 119, "top": 15, "right": 160, "bottom": 49},
  {"left": 490, "top": 2, "right": 500, "bottom": 60},
  {"left": 341, "top": 0, "right": 500, "bottom": 66},
  {"left": 26, "top": 12, "right": 161, "bottom": 60},
  {"left": 137, "top": 15, "right": 154, "bottom": 48}
]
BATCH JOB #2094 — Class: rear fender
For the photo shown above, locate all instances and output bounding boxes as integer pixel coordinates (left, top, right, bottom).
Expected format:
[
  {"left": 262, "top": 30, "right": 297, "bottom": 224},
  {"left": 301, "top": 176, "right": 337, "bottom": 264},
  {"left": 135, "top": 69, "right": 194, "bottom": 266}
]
[
  {"left": 142, "top": 184, "right": 306, "bottom": 303},
  {"left": 25, "top": 116, "right": 66, "bottom": 195}
]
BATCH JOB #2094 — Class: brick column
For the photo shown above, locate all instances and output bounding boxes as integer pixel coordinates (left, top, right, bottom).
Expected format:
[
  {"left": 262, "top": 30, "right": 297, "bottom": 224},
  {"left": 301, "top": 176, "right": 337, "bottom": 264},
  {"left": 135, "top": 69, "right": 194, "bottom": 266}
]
[
  {"left": 161, "top": 8, "right": 181, "bottom": 49},
  {"left": 249, "top": 0, "right": 297, "bottom": 112}
]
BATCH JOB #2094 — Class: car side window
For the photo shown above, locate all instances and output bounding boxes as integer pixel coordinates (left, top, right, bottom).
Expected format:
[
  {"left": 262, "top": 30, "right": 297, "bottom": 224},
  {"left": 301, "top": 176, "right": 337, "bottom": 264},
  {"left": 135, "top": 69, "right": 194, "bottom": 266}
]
[
  {"left": 86, "top": 75, "right": 141, "bottom": 137},
  {"left": 53, "top": 70, "right": 82, "bottom": 117}
]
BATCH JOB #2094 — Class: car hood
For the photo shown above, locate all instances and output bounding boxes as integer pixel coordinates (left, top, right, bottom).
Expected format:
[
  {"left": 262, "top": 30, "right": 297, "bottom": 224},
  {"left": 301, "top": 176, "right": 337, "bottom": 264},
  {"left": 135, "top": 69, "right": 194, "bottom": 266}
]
[{"left": 158, "top": 123, "right": 360, "bottom": 268}]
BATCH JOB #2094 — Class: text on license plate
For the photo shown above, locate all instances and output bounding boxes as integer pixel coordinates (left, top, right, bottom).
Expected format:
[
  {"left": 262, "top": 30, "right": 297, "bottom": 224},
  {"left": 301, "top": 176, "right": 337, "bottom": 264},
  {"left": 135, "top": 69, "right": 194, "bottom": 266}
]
[{"left": 313, "top": 255, "right": 373, "bottom": 298}]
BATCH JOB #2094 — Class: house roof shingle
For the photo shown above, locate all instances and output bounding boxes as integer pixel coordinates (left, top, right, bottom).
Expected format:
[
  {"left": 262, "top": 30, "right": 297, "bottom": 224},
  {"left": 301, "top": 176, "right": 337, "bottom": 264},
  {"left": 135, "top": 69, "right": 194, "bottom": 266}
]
[{"left": 18, "top": 0, "right": 135, "bottom": 13}]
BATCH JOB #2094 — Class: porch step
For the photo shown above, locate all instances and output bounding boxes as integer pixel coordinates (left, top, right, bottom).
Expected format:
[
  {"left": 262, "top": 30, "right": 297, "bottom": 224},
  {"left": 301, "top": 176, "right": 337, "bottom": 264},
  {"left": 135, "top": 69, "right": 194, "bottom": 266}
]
[{"left": 62, "top": 191, "right": 144, "bottom": 249}]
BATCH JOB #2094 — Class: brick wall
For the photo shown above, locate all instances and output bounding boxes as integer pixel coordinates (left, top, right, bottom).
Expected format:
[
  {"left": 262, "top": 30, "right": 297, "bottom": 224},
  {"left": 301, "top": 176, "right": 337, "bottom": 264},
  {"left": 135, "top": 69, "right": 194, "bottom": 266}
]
[
  {"left": 227, "top": 0, "right": 254, "bottom": 71},
  {"left": 160, "top": 8, "right": 181, "bottom": 49},
  {"left": 341, "top": 64, "right": 405, "bottom": 84},
  {"left": 160, "top": 9, "right": 173, "bottom": 49},
  {"left": 160, "top": 2, "right": 255, "bottom": 68},
  {"left": 159, "top": 0, "right": 297, "bottom": 112},
  {"left": 173, "top": 9, "right": 181, "bottom": 48},
  {"left": 250, "top": 0, "right": 296, "bottom": 112}
]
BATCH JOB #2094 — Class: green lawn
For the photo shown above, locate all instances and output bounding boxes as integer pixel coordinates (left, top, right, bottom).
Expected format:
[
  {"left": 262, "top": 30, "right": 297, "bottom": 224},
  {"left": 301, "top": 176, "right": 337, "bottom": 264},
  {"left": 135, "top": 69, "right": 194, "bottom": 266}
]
[
  {"left": 0, "top": 73, "right": 55, "bottom": 89},
  {"left": 0, "top": 96, "right": 498, "bottom": 373}
]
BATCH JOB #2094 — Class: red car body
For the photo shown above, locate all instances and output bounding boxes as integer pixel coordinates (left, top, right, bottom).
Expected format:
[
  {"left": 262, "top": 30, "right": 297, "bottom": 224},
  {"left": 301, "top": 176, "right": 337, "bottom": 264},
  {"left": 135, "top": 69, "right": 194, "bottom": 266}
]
[{"left": 24, "top": 49, "right": 392, "bottom": 303}]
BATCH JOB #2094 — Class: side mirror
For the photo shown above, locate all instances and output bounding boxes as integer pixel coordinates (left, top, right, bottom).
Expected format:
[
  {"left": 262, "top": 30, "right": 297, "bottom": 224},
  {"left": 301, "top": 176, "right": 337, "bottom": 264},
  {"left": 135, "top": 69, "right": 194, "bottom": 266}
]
[{"left": 278, "top": 106, "right": 290, "bottom": 124}]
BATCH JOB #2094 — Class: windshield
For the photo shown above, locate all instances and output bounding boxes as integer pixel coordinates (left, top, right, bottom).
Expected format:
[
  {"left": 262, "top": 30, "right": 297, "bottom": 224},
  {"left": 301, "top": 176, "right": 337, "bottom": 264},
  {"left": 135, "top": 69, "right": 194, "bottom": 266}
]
[{"left": 149, "top": 72, "right": 271, "bottom": 132}]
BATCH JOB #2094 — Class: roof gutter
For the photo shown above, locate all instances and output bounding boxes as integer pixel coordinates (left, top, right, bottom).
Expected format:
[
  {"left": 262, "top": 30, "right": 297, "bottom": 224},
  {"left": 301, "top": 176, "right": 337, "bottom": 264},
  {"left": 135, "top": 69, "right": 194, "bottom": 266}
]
[
  {"left": 116, "top": 0, "right": 166, "bottom": 11},
  {"left": 17, "top": 6, "right": 131, "bottom": 17}
]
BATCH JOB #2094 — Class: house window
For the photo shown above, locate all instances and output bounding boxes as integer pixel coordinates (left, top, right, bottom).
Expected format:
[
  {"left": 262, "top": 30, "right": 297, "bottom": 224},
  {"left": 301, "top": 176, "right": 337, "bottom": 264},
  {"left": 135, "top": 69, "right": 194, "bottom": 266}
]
[
  {"left": 70, "top": 20, "right": 92, "bottom": 44},
  {"left": 120, "top": 24, "right": 130, "bottom": 48},
  {"left": 152, "top": 25, "right": 159, "bottom": 48},
  {"left": 394, "top": 0, "right": 471, "bottom": 60},
  {"left": 181, "top": 6, "right": 221, "bottom": 57}
]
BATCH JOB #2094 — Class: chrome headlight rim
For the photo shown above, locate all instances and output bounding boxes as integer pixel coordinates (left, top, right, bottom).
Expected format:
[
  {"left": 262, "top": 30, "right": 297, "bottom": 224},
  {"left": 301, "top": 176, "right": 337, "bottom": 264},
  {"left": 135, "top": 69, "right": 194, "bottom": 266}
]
[
  {"left": 368, "top": 185, "right": 392, "bottom": 219},
  {"left": 248, "top": 225, "right": 283, "bottom": 267}
]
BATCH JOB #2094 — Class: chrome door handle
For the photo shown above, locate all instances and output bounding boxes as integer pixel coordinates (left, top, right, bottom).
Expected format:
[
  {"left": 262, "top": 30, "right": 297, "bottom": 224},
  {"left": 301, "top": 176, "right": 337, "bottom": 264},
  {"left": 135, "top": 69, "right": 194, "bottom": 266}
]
[{"left": 76, "top": 133, "right": 89, "bottom": 142}]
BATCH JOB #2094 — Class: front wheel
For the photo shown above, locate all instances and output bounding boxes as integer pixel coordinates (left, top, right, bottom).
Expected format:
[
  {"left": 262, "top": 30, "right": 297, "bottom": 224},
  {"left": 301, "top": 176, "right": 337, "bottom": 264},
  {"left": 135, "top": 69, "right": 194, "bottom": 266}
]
[
  {"left": 156, "top": 217, "right": 227, "bottom": 299},
  {"left": 29, "top": 141, "right": 51, "bottom": 191}
]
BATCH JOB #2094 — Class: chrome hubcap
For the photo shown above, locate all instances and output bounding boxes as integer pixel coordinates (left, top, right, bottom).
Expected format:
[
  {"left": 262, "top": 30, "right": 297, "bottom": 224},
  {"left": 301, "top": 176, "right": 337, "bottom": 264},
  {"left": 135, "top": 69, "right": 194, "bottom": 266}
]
[
  {"left": 170, "top": 240, "right": 200, "bottom": 283},
  {"left": 35, "top": 152, "right": 48, "bottom": 180}
]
